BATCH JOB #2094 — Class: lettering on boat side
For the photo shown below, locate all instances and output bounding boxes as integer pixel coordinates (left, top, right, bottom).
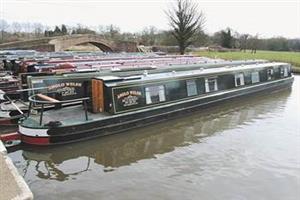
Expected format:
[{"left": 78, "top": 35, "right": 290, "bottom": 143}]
[
  {"left": 122, "top": 95, "right": 139, "bottom": 107},
  {"left": 56, "top": 87, "right": 76, "bottom": 96},
  {"left": 117, "top": 90, "right": 142, "bottom": 99},
  {"left": 47, "top": 82, "right": 83, "bottom": 96},
  {"left": 116, "top": 90, "right": 142, "bottom": 107},
  {"left": 48, "top": 82, "right": 82, "bottom": 90}
]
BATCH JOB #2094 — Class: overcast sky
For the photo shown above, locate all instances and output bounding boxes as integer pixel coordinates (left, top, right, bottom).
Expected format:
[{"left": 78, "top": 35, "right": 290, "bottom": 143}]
[{"left": 1, "top": 0, "right": 299, "bottom": 38}]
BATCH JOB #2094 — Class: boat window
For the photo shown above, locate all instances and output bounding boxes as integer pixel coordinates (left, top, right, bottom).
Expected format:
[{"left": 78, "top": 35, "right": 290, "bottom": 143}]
[
  {"left": 205, "top": 78, "right": 218, "bottom": 92},
  {"left": 251, "top": 71, "right": 260, "bottom": 83},
  {"left": 283, "top": 66, "right": 288, "bottom": 77},
  {"left": 280, "top": 66, "right": 289, "bottom": 78},
  {"left": 186, "top": 80, "right": 197, "bottom": 96},
  {"left": 244, "top": 71, "right": 252, "bottom": 85},
  {"left": 280, "top": 67, "right": 284, "bottom": 77},
  {"left": 267, "top": 68, "right": 274, "bottom": 80},
  {"left": 145, "top": 85, "right": 166, "bottom": 104},
  {"left": 235, "top": 73, "right": 245, "bottom": 87}
]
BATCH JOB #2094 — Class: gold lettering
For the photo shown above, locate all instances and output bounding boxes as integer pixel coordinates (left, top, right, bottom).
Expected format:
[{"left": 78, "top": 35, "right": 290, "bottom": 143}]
[{"left": 117, "top": 90, "right": 142, "bottom": 99}]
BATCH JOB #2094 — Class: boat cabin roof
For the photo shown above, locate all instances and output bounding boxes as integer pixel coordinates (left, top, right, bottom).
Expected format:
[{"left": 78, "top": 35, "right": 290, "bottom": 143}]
[{"left": 98, "top": 62, "right": 289, "bottom": 87}]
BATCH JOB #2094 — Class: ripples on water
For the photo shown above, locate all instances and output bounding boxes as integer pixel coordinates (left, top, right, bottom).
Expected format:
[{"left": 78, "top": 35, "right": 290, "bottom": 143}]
[{"left": 8, "top": 76, "right": 300, "bottom": 200}]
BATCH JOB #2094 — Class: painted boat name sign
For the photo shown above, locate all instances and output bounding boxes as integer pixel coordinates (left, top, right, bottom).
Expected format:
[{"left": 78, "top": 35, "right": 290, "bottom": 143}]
[
  {"left": 117, "top": 90, "right": 142, "bottom": 107},
  {"left": 48, "top": 82, "right": 82, "bottom": 90},
  {"left": 117, "top": 90, "right": 142, "bottom": 99},
  {"left": 48, "top": 82, "right": 83, "bottom": 97}
]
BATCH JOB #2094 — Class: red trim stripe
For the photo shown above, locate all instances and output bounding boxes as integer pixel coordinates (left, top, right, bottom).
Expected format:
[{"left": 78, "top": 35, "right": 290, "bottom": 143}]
[
  {"left": 0, "top": 118, "right": 13, "bottom": 125},
  {"left": 0, "top": 132, "right": 21, "bottom": 141},
  {"left": 21, "top": 135, "right": 50, "bottom": 145}
]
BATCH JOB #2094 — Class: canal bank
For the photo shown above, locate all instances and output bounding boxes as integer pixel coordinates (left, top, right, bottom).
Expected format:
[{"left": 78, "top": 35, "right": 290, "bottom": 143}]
[
  {"left": 292, "top": 66, "right": 300, "bottom": 74},
  {"left": 0, "top": 141, "right": 33, "bottom": 200}
]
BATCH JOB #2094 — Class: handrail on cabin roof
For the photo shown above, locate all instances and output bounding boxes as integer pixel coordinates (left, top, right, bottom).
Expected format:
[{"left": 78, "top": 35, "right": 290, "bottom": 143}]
[
  {"left": 27, "top": 93, "right": 90, "bottom": 125},
  {"left": 28, "top": 93, "right": 89, "bottom": 105}
]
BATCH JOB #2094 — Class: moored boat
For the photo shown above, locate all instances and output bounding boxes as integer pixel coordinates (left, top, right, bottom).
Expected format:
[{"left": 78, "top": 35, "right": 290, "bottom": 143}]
[
  {"left": 12, "top": 61, "right": 293, "bottom": 146},
  {"left": 0, "top": 59, "right": 266, "bottom": 124}
]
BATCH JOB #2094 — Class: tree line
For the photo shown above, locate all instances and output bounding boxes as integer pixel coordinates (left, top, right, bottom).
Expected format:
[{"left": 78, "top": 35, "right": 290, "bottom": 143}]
[{"left": 0, "top": 0, "right": 299, "bottom": 53}]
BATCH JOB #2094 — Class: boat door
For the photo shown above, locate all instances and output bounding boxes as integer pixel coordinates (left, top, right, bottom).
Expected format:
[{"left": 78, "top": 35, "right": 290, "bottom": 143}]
[{"left": 92, "top": 79, "right": 104, "bottom": 113}]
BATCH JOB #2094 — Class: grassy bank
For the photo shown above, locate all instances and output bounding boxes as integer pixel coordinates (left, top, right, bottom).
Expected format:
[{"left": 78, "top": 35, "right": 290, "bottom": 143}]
[{"left": 195, "top": 50, "right": 300, "bottom": 73}]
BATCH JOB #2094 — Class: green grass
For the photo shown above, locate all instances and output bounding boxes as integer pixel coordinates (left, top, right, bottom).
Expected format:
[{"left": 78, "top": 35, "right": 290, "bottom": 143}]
[{"left": 195, "top": 50, "right": 300, "bottom": 73}]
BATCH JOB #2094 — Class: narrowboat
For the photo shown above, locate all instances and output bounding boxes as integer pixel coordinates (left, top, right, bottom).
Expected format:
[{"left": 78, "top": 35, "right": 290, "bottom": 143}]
[
  {"left": 9, "top": 53, "right": 208, "bottom": 74},
  {"left": 0, "top": 59, "right": 266, "bottom": 125},
  {"left": 0, "top": 54, "right": 238, "bottom": 102},
  {"left": 0, "top": 73, "right": 19, "bottom": 93},
  {"left": 10, "top": 61, "right": 293, "bottom": 146}
]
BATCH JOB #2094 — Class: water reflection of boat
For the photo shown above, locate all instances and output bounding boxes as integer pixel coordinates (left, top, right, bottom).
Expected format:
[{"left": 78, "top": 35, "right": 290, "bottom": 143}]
[{"left": 16, "top": 88, "right": 291, "bottom": 181}]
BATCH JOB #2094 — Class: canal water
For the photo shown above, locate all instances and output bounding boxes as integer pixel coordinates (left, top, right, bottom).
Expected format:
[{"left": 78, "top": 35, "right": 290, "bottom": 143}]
[{"left": 8, "top": 76, "right": 300, "bottom": 200}]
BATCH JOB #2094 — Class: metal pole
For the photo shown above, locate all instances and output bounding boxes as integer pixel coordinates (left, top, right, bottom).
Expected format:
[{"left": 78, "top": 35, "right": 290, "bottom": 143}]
[
  {"left": 27, "top": 101, "right": 32, "bottom": 117},
  {"left": 40, "top": 104, "right": 44, "bottom": 126},
  {"left": 83, "top": 100, "right": 88, "bottom": 121},
  {"left": 16, "top": 86, "right": 48, "bottom": 92},
  {"left": 5, "top": 94, "right": 24, "bottom": 115}
]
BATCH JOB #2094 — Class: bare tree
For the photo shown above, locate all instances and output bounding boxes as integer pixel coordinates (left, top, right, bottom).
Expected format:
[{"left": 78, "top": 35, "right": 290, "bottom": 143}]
[
  {"left": 21, "top": 22, "right": 33, "bottom": 39},
  {"left": 166, "top": 0, "right": 205, "bottom": 54},
  {"left": 239, "top": 34, "right": 249, "bottom": 52},
  {"left": 0, "top": 19, "right": 9, "bottom": 41},
  {"left": 11, "top": 22, "right": 22, "bottom": 34},
  {"left": 33, "top": 23, "right": 44, "bottom": 37},
  {"left": 249, "top": 34, "right": 259, "bottom": 54},
  {"left": 106, "top": 24, "right": 120, "bottom": 39},
  {"left": 140, "top": 26, "right": 157, "bottom": 46}
]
